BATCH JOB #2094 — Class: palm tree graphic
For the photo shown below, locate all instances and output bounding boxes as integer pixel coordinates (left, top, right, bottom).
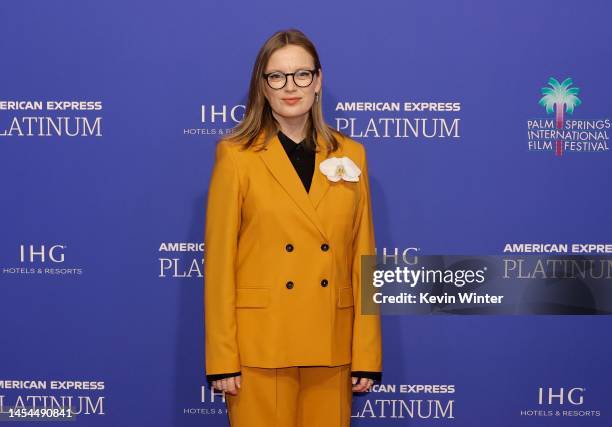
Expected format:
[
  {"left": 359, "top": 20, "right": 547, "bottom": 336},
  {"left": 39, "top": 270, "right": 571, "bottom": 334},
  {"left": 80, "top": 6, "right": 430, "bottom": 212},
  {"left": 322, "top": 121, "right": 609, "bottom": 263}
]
[{"left": 539, "top": 77, "right": 582, "bottom": 156}]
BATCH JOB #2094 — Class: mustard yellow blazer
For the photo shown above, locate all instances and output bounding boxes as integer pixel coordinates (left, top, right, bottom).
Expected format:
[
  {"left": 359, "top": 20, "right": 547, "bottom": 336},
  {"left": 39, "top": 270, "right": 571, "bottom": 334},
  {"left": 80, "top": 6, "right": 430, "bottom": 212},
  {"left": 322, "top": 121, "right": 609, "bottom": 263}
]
[{"left": 204, "top": 129, "right": 382, "bottom": 376}]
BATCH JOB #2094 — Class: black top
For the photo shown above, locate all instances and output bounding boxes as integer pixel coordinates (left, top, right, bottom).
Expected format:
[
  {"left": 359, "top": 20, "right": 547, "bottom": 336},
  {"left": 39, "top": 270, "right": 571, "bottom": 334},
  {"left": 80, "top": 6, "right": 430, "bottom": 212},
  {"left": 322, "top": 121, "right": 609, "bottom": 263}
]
[
  {"left": 277, "top": 129, "right": 315, "bottom": 192},
  {"left": 205, "top": 129, "right": 382, "bottom": 386}
]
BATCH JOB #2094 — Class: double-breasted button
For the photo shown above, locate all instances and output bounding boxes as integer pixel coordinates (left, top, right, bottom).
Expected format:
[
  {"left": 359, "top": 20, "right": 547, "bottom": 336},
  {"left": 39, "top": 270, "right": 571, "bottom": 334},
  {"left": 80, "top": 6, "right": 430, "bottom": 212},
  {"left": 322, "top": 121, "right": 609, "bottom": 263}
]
[
  {"left": 285, "top": 243, "right": 294, "bottom": 252},
  {"left": 285, "top": 281, "right": 294, "bottom": 289},
  {"left": 320, "top": 279, "right": 329, "bottom": 287},
  {"left": 321, "top": 243, "right": 330, "bottom": 251}
]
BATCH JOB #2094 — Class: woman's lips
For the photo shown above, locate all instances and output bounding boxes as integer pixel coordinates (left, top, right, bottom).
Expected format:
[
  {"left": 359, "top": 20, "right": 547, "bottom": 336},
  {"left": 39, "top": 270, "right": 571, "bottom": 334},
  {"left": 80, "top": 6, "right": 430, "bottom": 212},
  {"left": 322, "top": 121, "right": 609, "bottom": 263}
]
[{"left": 282, "top": 98, "right": 301, "bottom": 105}]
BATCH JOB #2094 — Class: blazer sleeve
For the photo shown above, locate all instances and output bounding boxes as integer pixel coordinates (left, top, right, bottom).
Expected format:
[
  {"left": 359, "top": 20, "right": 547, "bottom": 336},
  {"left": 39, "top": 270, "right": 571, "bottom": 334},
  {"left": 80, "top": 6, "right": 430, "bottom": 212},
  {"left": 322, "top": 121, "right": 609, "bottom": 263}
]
[
  {"left": 204, "top": 140, "right": 243, "bottom": 376},
  {"left": 350, "top": 143, "right": 383, "bottom": 373}
]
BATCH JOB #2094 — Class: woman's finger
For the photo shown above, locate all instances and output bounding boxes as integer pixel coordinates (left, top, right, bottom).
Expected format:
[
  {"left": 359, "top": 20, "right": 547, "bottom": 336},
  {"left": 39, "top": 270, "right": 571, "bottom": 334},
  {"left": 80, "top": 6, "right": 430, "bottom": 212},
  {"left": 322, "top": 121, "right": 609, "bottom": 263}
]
[{"left": 351, "top": 377, "right": 373, "bottom": 392}]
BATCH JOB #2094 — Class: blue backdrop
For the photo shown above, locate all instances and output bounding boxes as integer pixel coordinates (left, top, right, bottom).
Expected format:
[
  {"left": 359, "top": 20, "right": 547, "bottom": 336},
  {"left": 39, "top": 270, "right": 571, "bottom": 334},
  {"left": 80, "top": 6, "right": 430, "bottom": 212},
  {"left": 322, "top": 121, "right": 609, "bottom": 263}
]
[{"left": 1, "top": 0, "right": 611, "bottom": 426}]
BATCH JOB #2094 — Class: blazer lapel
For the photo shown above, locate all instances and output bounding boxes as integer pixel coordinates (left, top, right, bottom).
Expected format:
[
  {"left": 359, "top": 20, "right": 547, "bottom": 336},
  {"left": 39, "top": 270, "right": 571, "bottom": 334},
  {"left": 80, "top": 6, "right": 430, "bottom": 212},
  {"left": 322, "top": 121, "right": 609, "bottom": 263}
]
[
  {"left": 308, "top": 132, "right": 331, "bottom": 210},
  {"left": 259, "top": 132, "right": 331, "bottom": 241}
]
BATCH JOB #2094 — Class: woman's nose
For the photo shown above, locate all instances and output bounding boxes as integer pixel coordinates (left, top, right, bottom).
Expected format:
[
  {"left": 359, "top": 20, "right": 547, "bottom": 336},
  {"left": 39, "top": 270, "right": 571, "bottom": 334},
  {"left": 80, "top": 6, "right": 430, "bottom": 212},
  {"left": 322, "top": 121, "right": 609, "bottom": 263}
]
[{"left": 284, "top": 76, "right": 298, "bottom": 91}]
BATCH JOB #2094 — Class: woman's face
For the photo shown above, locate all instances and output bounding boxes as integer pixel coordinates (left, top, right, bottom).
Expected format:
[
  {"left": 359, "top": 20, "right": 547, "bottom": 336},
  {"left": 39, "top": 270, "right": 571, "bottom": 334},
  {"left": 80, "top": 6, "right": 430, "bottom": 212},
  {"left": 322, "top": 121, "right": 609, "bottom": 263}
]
[{"left": 262, "top": 44, "right": 322, "bottom": 121}]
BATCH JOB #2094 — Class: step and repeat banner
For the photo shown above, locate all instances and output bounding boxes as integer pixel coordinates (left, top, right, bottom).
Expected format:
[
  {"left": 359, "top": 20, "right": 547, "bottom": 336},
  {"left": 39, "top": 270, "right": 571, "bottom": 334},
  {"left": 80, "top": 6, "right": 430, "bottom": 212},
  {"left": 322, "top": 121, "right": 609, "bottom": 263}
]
[{"left": 1, "top": 1, "right": 611, "bottom": 426}]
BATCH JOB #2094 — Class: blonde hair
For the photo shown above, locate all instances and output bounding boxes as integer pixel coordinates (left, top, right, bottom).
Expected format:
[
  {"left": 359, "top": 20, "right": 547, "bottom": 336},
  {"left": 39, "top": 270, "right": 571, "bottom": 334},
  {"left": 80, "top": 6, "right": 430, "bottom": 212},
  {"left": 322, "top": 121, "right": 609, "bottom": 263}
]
[{"left": 221, "top": 28, "right": 342, "bottom": 153}]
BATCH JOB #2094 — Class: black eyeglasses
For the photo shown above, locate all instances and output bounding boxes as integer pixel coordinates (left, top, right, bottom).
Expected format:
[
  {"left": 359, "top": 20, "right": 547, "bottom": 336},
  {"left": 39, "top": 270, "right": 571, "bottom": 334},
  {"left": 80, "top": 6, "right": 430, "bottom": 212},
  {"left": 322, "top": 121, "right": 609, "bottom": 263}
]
[{"left": 262, "top": 68, "right": 318, "bottom": 90}]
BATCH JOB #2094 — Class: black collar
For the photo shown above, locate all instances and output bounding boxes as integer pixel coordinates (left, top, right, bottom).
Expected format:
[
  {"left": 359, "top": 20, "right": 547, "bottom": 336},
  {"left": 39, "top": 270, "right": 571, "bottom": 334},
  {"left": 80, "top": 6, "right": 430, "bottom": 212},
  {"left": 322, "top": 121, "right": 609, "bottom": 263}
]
[{"left": 277, "top": 129, "right": 310, "bottom": 154}]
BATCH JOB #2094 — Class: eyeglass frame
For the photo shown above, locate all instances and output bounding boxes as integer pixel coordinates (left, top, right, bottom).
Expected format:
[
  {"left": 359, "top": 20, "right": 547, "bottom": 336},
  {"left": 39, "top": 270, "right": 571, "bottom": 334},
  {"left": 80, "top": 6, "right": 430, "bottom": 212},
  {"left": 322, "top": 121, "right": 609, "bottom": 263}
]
[{"left": 262, "top": 68, "right": 319, "bottom": 90}]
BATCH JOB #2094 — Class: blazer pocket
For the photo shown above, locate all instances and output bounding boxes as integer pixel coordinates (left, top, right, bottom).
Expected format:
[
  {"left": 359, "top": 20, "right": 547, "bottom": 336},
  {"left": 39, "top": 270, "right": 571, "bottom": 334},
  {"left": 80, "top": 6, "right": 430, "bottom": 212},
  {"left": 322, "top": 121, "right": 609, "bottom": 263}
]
[
  {"left": 236, "top": 288, "right": 269, "bottom": 308},
  {"left": 337, "top": 287, "right": 354, "bottom": 308}
]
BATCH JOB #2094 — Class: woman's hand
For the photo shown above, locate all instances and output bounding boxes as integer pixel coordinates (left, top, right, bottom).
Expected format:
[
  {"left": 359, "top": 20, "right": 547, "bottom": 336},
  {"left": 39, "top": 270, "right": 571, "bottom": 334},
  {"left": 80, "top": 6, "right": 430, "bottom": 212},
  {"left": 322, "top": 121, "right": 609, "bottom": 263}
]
[
  {"left": 212, "top": 375, "right": 242, "bottom": 395},
  {"left": 351, "top": 376, "right": 373, "bottom": 392}
]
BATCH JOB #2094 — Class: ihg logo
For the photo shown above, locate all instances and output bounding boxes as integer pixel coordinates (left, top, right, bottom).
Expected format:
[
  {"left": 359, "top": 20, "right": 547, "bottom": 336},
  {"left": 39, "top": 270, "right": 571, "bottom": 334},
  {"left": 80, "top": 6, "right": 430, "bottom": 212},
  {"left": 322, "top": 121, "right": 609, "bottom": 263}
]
[
  {"left": 538, "top": 387, "right": 585, "bottom": 405},
  {"left": 19, "top": 244, "right": 65, "bottom": 263}
]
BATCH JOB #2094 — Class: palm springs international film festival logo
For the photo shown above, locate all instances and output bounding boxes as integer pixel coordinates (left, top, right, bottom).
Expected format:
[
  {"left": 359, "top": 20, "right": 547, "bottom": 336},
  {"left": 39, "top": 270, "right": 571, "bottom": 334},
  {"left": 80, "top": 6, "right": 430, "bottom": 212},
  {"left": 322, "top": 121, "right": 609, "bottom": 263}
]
[{"left": 527, "top": 77, "right": 610, "bottom": 156}]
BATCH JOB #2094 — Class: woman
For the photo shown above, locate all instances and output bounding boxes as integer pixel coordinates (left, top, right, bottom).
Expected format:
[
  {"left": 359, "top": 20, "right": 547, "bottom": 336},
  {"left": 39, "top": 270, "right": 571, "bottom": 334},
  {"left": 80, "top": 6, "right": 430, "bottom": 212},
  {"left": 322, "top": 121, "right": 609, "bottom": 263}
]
[{"left": 204, "top": 28, "right": 382, "bottom": 426}]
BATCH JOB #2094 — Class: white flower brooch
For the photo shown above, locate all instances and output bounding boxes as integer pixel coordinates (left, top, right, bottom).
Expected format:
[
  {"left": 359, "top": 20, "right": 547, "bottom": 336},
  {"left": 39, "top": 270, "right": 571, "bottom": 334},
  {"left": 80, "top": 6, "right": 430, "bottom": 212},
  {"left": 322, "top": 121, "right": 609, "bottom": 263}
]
[{"left": 319, "top": 156, "right": 361, "bottom": 182}]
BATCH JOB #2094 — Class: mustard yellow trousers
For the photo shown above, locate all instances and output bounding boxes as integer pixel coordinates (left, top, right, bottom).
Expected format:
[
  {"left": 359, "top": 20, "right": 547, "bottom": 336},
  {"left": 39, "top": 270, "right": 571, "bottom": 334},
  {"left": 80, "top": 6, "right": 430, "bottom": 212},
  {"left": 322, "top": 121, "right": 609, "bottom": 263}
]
[{"left": 225, "top": 364, "right": 353, "bottom": 427}]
